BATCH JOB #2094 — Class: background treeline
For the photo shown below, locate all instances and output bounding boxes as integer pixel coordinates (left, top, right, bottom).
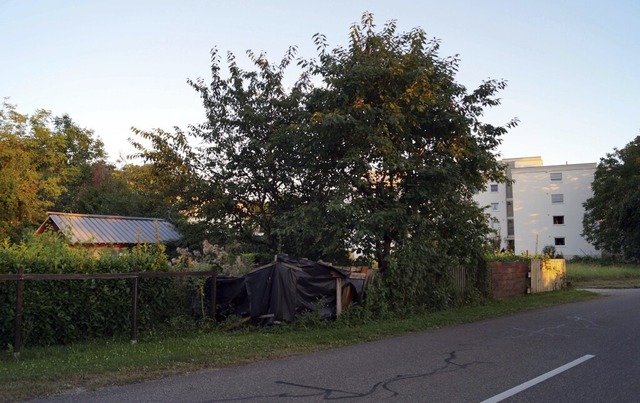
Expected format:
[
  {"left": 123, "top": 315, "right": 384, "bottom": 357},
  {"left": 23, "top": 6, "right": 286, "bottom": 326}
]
[{"left": 0, "top": 101, "right": 182, "bottom": 243}]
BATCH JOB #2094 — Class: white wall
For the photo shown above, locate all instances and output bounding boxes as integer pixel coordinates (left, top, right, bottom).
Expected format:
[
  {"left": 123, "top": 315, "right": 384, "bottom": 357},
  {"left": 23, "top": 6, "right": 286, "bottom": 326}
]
[
  {"left": 475, "top": 182, "right": 509, "bottom": 249},
  {"left": 511, "top": 163, "right": 599, "bottom": 257}
]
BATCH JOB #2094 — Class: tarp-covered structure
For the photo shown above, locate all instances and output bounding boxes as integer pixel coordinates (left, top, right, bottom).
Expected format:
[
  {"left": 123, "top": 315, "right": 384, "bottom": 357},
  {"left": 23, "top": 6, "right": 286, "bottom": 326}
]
[{"left": 208, "top": 255, "right": 367, "bottom": 324}]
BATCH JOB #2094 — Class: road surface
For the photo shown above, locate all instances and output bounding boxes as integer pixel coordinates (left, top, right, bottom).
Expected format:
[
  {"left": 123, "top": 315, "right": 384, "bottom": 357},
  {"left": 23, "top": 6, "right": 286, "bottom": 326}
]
[{"left": 33, "top": 289, "right": 640, "bottom": 402}]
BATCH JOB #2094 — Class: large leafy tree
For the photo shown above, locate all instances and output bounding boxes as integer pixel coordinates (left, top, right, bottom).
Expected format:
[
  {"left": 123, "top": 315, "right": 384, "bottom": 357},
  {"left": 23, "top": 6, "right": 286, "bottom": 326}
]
[
  {"left": 131, "top": 13, "right": 514, "bottom": 269},
  {"left": 0, "top": 102, "right": 106, "bottom": 241},
  {"left": 130, "top": 126, "right": 229, "bottom": 249},
  {"left": 583, "top": 136, "right": 640, "bottom": 260},
  {"left": 51, "top": 114, "right": 107, "bottom": 211},
  {"left": 304, "top": 14, "right": 514, "bottom": 271},
  {"left": 132, "top": 48, "right": 351, "bottom": 261},
  {"left": 61, "top": 161, "right": 177, "bottom": 219}
]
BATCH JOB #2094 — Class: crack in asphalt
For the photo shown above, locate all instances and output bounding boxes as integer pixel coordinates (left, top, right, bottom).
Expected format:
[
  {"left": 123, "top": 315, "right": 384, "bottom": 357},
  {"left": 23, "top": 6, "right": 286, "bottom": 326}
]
[
  {"left": 566, "top": 315, "right": 599, "bottom": 329},
  {"left": 509, "top": 314, "right": 601, "bottom": 338},
  {"left": 510, "top": 324, "right": 570, "bottom": 338},
  {"left": 205, "top": 350, "right": 486, "bottom": 401}
]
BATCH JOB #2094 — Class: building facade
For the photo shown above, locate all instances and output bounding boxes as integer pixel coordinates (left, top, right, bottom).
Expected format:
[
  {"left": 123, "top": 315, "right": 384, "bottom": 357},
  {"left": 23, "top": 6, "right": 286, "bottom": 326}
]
[{"left": 475, "top": 157, "right": 599, "bottom": 258}]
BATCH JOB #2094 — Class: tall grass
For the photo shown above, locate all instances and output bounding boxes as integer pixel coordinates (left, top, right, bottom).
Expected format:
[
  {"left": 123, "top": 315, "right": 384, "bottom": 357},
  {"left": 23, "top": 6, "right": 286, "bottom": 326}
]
[{"left": 567, "top": 262, "right": 640, "bottom": 287}]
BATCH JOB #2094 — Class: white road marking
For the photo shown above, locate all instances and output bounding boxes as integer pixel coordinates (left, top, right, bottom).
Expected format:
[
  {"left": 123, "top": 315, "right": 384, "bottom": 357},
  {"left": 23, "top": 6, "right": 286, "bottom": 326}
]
[{"left": 481, "top": 354, "right": 596, "bottom": 403}]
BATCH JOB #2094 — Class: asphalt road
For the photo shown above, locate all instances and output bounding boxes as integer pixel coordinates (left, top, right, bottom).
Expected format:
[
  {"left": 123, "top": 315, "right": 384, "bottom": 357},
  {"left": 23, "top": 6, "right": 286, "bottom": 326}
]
[{"left": 33, "top": 289, "right": 640, "bottom": 402}]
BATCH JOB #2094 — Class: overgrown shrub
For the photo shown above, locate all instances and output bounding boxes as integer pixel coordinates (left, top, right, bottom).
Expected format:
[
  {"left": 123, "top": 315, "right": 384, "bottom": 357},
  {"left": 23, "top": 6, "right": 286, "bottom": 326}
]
[
  {"left": 175, "top": 240, "right": 255, "bottom": 276},
  {"left": 360, "top": 242, "right": 492, "bottom": 317},
  {"left": 0, "top": 234, "right": 192, "bottom": 349},
  {"left": 542, "top": 245, "right": 556, "bottom": 258},
  {"left": 485, "top": 251, "right": 532, "bottom": 262}
]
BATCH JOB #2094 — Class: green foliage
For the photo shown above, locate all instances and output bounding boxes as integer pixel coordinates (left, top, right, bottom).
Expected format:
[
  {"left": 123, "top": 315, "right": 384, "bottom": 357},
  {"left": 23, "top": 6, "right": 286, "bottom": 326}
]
[
  {"left": 305, "top": 13, "right": 515, "bottom": 272},
  {"left": 568, "top": 255, "right": 624, "bottom": 265},
  {"left": 583, "top": 136, "right": 640, "bottom": 261},
  {"left": 196, "top": 241, "right": 255, "bottom": 276},
  {"left": 0, "top": 234, "right": 190, "bottom": 349},
  {"left": 567, "top": 261, "right": 640, "bottom": 288},
  {"left": 54, "top": 160, "right": 182, "bottom": 222},
  {"left": 130, "top": 13, "right": 515, "bottom": 291},
  {"left": 361, "top": 241, "right": 491, "bottom": 316},
  {"left": 485, "top": 250, "right": 532, "bottom": 262},
  {"left": 132, "top": 43, "right": 352, "bottom": 261},
  {"left": 294, "top": 299, "right": 333, "bottom": 330},
  {"left": 541, "top": 245, "right": 557, "bottom": 258},
  {"left": 0, "top": 102, "right": 106, "bottom": 241}
]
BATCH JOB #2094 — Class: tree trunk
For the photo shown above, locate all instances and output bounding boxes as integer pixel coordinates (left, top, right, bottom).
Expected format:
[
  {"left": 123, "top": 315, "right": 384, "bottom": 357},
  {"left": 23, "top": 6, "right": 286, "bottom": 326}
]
[{"left": 376, "top": 233, "right": 393, "bottom": 274}]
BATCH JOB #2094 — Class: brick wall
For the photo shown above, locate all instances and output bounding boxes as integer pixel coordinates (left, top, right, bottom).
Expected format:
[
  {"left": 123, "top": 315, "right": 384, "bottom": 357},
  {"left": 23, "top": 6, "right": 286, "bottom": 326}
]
[{"left": 489, "top": 261, "right": 529, "bottom": 298}]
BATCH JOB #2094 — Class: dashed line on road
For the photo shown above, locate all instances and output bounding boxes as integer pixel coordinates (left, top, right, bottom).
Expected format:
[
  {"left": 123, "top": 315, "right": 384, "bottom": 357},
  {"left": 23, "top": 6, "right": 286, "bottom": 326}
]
[{"left": 481, "top": 354, "right": 596, "bottom": 403}]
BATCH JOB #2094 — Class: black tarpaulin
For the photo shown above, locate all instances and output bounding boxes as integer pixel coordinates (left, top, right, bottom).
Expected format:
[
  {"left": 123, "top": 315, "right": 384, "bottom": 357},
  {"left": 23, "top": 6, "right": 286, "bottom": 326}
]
[{"left": 209, "top": 255, "right": 355, "bottom": 323}]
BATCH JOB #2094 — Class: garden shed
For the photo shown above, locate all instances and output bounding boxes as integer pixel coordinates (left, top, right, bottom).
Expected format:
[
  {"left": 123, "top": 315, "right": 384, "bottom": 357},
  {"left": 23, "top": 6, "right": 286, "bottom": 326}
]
[{"left": 35, "top": 212, "right": 181, "bottom": 250}]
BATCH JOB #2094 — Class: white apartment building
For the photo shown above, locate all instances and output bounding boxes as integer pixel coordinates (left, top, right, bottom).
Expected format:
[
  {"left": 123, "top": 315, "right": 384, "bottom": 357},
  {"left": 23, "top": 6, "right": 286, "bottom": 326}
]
[{"left": 475, "top": 156, "right": 600, "bottom": 258}]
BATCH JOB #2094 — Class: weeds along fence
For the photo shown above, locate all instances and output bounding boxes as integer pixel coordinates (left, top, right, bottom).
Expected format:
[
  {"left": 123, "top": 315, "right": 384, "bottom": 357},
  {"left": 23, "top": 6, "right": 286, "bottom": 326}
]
[
  {"left": 448, "top": 259, "right": 566, "bottom": 300},
  {"left": 0, "top": 267, "right": 217, "bottom": 356},
  {"left": 448, "top": 265, "right": 492, "bottom": 303},
  {"left": 487, "top": 259, "right": 566, "bottom": 298}
]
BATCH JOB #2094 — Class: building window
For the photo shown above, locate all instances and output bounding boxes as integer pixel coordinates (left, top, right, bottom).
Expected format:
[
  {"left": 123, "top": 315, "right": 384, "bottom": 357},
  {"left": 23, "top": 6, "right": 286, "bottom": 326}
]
[
  {"left": 507, "top": 219, "right": 514, "bottom": 236},
  {"left": 490, "top": 184, "right": 498, "bottom": 192},
  {"left": 553, "top": 216, "right": 565, "bottom": 225},
  {"left": 551, "top": 194, "right": 564, "bottom": 204},
  {"left": 554, "top": 237, "right": 566, "bottom": 246},
  {"left": 550, "top": 172, "right": 562, "bottom": 182},
  {"left": 491, "top": 202, "right": 499, "bottom": 211}
]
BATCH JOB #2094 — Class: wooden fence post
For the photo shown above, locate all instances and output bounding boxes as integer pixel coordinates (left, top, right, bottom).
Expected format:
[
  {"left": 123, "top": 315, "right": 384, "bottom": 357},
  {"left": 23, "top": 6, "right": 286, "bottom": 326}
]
[
  {"left": 530, "top": 259, "right": 541, "bottom": 294},
  {"left": 130, "top": 268, "right": 138, "bottom": 344},
  {"left": 335, "top": 277, "right": 343, "bottom": 317},
  {"left": 209, "top": 267, "right": 217, "bottom": 321},
  {"left": 14, "top": 266, "right": 24, "bottom": 358}
]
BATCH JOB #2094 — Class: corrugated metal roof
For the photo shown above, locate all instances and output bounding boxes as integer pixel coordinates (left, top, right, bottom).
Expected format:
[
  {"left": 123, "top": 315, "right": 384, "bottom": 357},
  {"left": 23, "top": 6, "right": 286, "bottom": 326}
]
[{"left": 36, "top": 212, "right": 181, "bottom": 245}]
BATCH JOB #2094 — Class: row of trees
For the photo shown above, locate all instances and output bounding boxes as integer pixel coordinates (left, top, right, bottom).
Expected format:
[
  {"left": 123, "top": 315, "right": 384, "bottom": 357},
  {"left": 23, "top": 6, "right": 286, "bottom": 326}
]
[{"left": 0, "top": 102, "right": 177, "bottom": 242}]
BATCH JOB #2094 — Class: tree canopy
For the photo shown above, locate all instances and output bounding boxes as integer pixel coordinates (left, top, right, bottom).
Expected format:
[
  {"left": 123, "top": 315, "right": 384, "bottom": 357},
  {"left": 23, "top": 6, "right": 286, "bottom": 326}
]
[
  {"left": 0, "top": 102, "right": 106, "bottom": 240},
  {"left": 583, "top": 135, "right": 640, "bottom": 261},
  {"left": 304, "top": 14, "right": 514, "bottom": 270},
  {"left": 0, "top": 102, "right": 180, "bottom": 242},
  {"left": 59, "top": 161, "right": 180, "bottom": 219},
  {"left": 132, "top": 13, "right": 516, "bottom": 269}
]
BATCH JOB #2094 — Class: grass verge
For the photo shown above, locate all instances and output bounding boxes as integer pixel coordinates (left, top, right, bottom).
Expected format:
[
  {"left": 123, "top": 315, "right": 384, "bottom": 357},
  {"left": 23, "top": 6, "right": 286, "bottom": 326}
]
[
  {"left": 0, "top": 289, "right": 597, "bottom": 402},
  {"left": 567, "top": 262, "right": 640, "bottom": 288}
]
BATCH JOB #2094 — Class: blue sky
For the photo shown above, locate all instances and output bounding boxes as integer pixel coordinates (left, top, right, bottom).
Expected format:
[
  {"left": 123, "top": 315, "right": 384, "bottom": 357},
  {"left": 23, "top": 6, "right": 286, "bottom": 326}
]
[{"left": 2, "top": 0, "right": 639, "bottom": 166}]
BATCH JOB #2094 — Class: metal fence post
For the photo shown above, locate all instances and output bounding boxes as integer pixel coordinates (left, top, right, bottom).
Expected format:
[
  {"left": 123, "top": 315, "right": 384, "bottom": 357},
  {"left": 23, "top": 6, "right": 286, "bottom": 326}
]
[
  {"left": 14, "top": 266, "right": 24, "bottom": 358},
  {"left": 130, "top": 268, "right": 138, "bottom": 344},
  {"left": 209, "top": 267, "right": 217, "bottom": 321}
]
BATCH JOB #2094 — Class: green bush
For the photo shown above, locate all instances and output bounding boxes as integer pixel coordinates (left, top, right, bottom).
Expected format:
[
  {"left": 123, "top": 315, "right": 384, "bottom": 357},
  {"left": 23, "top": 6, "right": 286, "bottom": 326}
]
[
  {"left": 484, "top": 251, "right": 532, "bottom": 262},
  {"left": 0, "top": 234, "right": 191, "bottom": 349},
  {"left": 361, "top": 243, "right": 491, "bottom": 317}
]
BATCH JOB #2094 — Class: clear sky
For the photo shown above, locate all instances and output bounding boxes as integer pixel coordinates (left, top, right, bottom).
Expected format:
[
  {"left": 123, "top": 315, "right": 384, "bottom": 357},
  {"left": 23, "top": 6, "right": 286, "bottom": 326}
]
[{"left": 2, "top": 0, "right": 639, "bottom": 166}]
